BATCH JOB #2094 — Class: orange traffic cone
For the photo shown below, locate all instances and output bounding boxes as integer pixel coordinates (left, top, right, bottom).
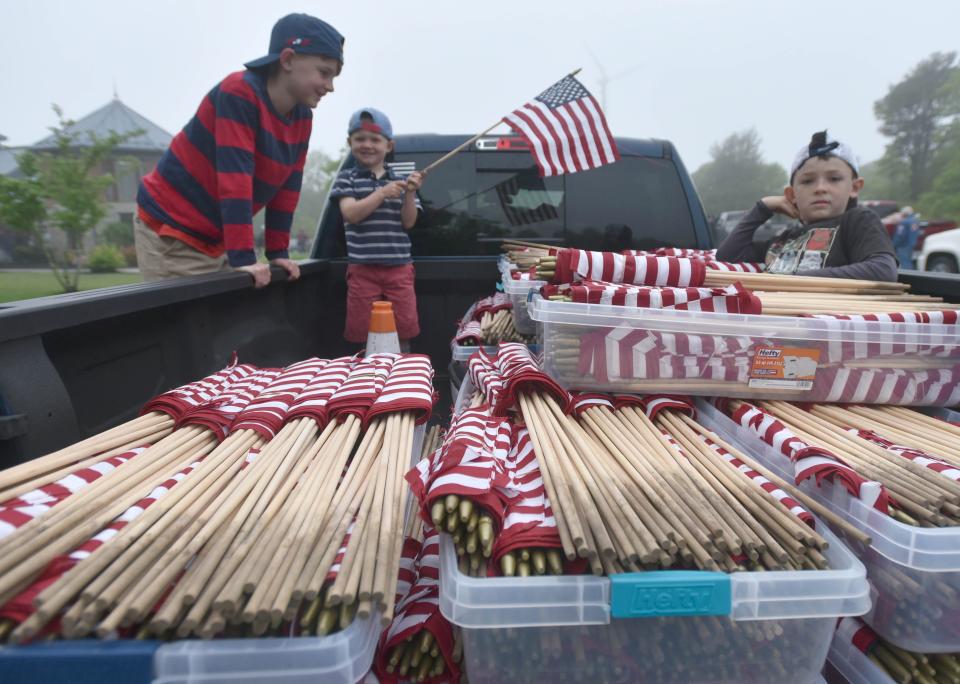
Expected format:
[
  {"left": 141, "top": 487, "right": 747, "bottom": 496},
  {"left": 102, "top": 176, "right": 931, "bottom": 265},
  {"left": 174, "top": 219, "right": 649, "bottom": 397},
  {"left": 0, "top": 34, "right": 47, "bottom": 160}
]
[{"left": 366, "top": 301, "right": 401, "bottom": 355}]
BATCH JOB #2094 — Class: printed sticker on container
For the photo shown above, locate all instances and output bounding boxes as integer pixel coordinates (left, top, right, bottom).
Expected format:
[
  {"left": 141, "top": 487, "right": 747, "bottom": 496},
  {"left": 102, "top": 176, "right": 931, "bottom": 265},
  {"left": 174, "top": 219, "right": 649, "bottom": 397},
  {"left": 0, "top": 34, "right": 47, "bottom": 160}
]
[{"left": 748, "top": 346, "right": 820, "bottom": 390}]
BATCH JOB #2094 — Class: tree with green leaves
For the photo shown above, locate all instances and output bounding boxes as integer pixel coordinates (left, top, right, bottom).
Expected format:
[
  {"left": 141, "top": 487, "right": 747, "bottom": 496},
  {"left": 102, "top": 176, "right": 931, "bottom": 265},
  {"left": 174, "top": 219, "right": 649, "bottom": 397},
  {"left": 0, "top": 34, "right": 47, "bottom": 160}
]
[
  {"left": 289, "top": 149, "right": 342, "bottom": 250},
  {"left": 874, "top": 52, "right": 960, "bottom": 201},
  {"left": 0, "top": 106, "right": 140, "bottom": 292},
  {"left": 692, "top": 129, "right": 787, "bottom": 219},
  {"left": 918, "top": 121, "right": 960, "bottom": 220}
]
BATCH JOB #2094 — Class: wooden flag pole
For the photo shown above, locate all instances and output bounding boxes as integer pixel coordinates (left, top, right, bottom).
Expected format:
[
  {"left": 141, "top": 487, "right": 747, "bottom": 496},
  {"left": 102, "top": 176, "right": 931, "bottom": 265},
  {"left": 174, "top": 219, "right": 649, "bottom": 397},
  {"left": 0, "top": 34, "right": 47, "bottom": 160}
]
[{"left": 418, "top": 121, "right": 504, "bottom": 178}]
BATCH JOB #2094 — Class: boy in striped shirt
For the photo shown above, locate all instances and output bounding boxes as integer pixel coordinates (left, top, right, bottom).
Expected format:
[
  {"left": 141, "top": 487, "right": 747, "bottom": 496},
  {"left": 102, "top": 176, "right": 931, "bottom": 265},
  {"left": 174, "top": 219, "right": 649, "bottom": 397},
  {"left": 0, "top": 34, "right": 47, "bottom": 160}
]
[
  {"left": 135, "top": 14, "right": 344, "bottom": 288},
  {"left": 330, "top": 108, "right": 425, "bottom": 346}
]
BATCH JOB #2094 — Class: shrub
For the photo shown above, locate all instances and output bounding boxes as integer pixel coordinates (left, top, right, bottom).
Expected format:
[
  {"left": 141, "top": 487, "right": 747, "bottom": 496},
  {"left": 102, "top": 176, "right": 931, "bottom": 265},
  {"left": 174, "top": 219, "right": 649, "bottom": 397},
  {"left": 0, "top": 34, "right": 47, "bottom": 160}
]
[
  {"left": 87, "top": 244, "right": 125, "bottom": 273},
  {"left": 120, "top": 245, "right": 138, "bottom": 267},
  {"left": 101, "top": 220, "right": 135, "bottom": 247}
]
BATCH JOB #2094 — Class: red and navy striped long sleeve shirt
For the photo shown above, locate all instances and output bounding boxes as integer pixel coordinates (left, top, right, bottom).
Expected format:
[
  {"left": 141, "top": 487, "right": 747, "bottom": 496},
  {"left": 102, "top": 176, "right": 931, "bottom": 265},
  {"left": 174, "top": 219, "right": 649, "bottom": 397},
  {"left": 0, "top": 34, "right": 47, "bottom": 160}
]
[{"left": 137, "top": 70, "right": 311, "bottom": 267}]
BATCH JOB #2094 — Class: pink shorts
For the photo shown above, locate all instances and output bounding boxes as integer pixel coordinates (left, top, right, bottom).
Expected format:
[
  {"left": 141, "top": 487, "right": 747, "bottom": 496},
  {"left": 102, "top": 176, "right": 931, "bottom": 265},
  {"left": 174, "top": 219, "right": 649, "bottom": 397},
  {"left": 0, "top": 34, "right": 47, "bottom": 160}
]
[{"left": 344, "top": 263, "right": 420, "bottom": 343}]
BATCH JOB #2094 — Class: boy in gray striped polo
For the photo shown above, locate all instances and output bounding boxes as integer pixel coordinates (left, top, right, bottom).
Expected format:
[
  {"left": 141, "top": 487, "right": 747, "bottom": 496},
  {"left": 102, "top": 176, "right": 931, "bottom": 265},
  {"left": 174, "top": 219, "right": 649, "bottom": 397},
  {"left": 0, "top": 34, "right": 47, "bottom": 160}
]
[{"left": 330, "top": 108, "right": 425, "bottom": 346}]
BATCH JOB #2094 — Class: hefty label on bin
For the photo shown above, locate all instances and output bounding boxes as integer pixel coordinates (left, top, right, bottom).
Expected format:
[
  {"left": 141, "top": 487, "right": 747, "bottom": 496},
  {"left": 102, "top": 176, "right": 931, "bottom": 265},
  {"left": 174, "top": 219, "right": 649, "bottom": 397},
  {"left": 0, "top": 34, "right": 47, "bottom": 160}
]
[
  {"left": 610, "top": 571, "right": 731, "bottom": 618},
  {"left": 748, "top": 346, "right": 821, "bottom": 390}
]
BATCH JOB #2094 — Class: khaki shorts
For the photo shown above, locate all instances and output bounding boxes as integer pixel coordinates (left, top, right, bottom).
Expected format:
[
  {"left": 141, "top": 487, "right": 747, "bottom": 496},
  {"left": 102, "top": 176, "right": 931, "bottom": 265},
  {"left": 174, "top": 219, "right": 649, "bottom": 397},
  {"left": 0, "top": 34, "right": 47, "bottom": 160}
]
[{"left": 134, "top": 216, "right": 230, "bottom": 282}]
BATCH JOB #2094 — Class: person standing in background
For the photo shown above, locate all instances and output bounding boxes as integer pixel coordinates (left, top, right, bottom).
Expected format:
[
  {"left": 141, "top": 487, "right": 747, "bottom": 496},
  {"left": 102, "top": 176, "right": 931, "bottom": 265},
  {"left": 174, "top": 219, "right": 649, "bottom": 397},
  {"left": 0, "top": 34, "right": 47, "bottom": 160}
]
[{"left": 892, "top": 206, "right": 921, "bottom": 270}]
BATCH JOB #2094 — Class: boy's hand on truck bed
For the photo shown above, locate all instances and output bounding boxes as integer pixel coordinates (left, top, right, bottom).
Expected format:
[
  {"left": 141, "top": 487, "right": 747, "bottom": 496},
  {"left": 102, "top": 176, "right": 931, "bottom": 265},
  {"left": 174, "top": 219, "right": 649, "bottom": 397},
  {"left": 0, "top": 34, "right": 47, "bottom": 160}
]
[
  {"left": 236, "top": 263, "right": 271, "bottom": 288},
  {"left": 270, "top": 258, "right": 301, "bottom": 282}
]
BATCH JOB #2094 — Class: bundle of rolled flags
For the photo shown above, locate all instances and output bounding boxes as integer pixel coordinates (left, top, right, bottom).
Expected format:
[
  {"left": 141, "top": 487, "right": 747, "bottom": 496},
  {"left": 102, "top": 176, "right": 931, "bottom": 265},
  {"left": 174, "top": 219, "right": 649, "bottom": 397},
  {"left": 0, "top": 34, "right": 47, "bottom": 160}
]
[
  {"left": 519, "top": 246, "right": 960, "bottom": 405},
  {"left": 0, "top": 353, "right": 436, "bottom": 644},
  {"left": 453, "top": 293, "right": 535, "bottom": 347}
]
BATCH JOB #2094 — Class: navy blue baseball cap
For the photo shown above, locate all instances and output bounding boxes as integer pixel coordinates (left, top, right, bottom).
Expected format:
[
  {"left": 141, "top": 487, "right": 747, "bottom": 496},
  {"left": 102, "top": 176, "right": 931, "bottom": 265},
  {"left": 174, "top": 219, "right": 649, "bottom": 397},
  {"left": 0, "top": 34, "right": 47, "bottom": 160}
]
[
  {"left": 348, "top": 108, "right": 393, "bottom": 140},
  {"left": 244, "top": 14, "right": 344, "bottom": 70}
]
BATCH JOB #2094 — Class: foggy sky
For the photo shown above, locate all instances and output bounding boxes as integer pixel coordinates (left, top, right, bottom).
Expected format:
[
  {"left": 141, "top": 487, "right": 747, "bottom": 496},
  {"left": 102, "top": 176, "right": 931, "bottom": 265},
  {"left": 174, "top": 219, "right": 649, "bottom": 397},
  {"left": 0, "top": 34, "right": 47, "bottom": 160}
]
[{"left": 2, "top": 0, "right": 958, "bottom": 175}]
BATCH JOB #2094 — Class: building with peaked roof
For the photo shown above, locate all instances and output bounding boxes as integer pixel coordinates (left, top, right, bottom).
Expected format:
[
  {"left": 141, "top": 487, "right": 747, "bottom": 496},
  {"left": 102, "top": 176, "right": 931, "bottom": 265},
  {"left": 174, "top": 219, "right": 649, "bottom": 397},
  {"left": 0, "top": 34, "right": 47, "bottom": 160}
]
[
  {"left": 0, "top": 97, "right": 174, "bottom": 264},
  {"left": 31, "top": 97, "right": 174, "bottom": 155},
  {"left": 31, "top": 96, "right": 174, "bottom": 229}
]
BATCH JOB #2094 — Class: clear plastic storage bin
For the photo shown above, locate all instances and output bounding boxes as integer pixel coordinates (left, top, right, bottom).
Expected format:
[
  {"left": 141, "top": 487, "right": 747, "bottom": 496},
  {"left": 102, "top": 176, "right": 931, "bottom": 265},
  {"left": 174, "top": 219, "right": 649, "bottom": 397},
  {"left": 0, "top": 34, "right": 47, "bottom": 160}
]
[
  {"left": 451, "top": 301, "right": 498, "bottom": 376},
  {"left": 153, "top": 615, "right": 380, "bottom": 684},
  {"left": 828, "top": 634, "right": 894, "bottom": 684},
  {"left": 0, "top": 428, "right": 424, "bottom": 684},
  {"left": 528, "top": 295, "right": 960, "bottom": 406},
  {"left": 501, "top": 273, "right": 546, "bottom": 336},
  {"left": 439, "top": 526, "right": 868, "bottom": 684},
  {"left": 451, "top": 302, "right": 541, "bottom": 383},
  {"left": 442, "top": 380, "right": 868, "bottom": 683},
  {"left": 697, "top": 400, "right": 960, "bottom": 653}
]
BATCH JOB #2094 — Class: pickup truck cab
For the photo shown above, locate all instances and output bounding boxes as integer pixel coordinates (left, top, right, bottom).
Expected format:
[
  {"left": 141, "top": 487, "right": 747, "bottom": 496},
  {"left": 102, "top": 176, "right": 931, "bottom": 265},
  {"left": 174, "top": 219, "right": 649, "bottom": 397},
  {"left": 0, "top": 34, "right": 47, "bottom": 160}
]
[{"left": 315, "top": 133, "right": 713, "bottom": 259}]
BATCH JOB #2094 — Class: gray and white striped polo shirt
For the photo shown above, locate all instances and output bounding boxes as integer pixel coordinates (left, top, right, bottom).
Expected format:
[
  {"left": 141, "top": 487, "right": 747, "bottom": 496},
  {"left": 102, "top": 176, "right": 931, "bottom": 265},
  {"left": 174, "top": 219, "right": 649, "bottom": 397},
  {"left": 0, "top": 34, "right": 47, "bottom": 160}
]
[{"left": 329, "top": 165, "right": 422, "bottom": 265}]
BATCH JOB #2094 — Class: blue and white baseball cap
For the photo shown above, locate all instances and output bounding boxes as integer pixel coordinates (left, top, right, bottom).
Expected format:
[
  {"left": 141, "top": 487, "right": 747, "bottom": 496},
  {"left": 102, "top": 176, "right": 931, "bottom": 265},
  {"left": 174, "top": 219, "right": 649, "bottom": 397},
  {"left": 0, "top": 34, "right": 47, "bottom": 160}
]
[
  {"left": 348, "top": 108, "right": 393, "bottom": 140},
  {"left": 245, "top": 14, "right": 344, "bottom": 70}
]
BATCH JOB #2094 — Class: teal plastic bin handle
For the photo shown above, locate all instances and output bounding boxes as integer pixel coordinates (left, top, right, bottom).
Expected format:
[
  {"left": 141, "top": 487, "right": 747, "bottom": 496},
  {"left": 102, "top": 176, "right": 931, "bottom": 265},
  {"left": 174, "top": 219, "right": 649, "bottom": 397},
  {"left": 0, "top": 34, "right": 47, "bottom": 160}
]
[{"left": 610, "top": 571, "right": 731, "bottom": 618}]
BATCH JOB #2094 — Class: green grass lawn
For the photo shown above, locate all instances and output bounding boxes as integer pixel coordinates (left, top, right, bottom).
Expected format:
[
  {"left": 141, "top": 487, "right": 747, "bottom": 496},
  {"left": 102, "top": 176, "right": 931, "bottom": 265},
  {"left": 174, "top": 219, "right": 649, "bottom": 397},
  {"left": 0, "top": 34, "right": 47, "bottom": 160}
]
[{"left": 0, "top": 271, "right": 142, "bottom": 303}]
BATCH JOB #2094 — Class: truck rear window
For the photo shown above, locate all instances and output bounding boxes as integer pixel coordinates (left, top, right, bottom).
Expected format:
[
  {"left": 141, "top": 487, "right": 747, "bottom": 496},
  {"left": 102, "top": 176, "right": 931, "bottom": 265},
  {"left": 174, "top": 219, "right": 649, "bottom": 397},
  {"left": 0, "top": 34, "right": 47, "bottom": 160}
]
[{"left": 317, "top": 150, "right": 699, "bottom": 258}]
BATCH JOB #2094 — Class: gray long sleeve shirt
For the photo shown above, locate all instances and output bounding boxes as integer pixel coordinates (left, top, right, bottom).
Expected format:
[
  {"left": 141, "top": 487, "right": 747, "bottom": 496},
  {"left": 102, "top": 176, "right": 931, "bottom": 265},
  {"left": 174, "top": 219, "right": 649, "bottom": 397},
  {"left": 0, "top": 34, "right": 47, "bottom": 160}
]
[{"left": 716, "top": 201, "right": 898, "bottom": 282}]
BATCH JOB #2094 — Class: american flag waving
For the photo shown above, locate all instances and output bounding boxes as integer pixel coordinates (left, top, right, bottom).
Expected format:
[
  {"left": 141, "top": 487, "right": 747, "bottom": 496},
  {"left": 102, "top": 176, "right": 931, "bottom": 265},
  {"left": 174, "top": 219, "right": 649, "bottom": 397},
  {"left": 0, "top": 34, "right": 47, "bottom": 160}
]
[{"left": 503, "top": 73, "right": 620, "bottom": 177}]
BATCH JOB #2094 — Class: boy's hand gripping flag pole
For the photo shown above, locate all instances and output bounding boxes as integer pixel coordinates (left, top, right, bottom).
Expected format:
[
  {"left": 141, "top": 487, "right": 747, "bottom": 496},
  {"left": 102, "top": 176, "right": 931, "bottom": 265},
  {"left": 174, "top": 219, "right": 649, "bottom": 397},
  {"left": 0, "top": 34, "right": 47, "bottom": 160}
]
[{"left": 413, "top": 68, "right": 619, "bottom": 184}]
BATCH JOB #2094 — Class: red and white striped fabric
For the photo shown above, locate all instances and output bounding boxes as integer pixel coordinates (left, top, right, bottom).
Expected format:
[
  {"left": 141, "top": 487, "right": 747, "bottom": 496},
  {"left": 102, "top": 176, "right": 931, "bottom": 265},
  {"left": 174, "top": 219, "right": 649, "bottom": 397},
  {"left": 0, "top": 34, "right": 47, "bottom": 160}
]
[
  {"left": 467, "top": 349, "right": 507, "bottom": 413},
  {"left": 848, "top": 429, "right": 960, "bottom": 482},
  {"left": 835, "top": 616, "right": 879, "bottom": 655},
  {"left": 576, "top": 329, "right": 754, "bottom": 385},
  {"left": 394, "top": 535, "right": 424, "bottom": 605},
  {"left": 624, "top": 248, "right": 718, "bottom": 259},
  {"left": 492, "top": 343, "right": 571, "bottom": 415},
  {"left": 812, "top": 310, "right": 959, "bottom": 325},
  {"left": 366, "top": 354, "right": 437, "bottom": 426},
  {"left": 502, "top": 73, "right": 619, "bottom": 178},
  {"left": 325, "top": 354, "right": 398, "bottom": 423},
  {"left": 701, "top": 437, "right": 815, "bottom": 528},
  {"left": 472, "top": 293, "right": 512, "bottom": 317},
  {"left": 140, "top": 356, "right": 258, "bottom": 421},
  {"left": 819, "top": 366, "right": 960, "bottom": 405},
  {"left": 641, "top": 394, "right": 696, "bottom": 421},
  {"left": 66, "top": 454, "right": 217, "bottom": 562},
  {"left": 406, "top": 407, "right": 512, "bottom": 529},
  {"left": 510, "top": 268, "right": 541, "bottom": 281},
  {"left": 493, "top": 426, "right": 561, "bottom": 560},
  {"left": 0, "top": 448, "right": 257, "bottom": 625},
  {"left": 177, "top": 367, "right": 282, "bottom": 441},
  {"left": 325, "top": 524, "right": 354, "bottom": 584},
  {"left": 454, "top": 319, "right": 482, "bottom": 346},
  {"left": 703, "top": 260, "right": 765, "bottom": 273},
  {"left": 659, "top": 331, "right": 756, "bottom": 358},
  {"left": 569, "top": 392, "right": 615, "bottom": 416},
  {"left": 285, "top": 357, "right": 358, "bottom": 427},
  {"left": 725, "top": 401, "right": 889, "bottom": 512},
  {"left": 0, "top": 447, "right": 145, "bottom": 538},
  {"left": 622, "top": 248, "right": 764, "bottom": 273},
  {"left": 552, "top": 249, "right": 707, "bottom": 288},
  {"left": 809, "top": 313, "right": 960, "bottom": 364},
  {"left": 612, "top": 394, "right": 648, "bottom": 410},
  {"left": 391, "top": 528, "right": 440, "bottom": 623},
  {"left": 375, "top": 528, "right": 459, "bottom": 684},
  {"left": 229, "top": 358, "right": 329, "bottom": 439},
  {"left": 542, "top": 280, "right": 761, "bottom": 314}
]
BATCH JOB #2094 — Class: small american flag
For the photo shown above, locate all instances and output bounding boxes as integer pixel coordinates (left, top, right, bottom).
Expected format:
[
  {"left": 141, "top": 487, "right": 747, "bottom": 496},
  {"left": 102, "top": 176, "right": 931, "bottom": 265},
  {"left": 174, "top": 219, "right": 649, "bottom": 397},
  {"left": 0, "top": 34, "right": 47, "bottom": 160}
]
[{"left": 503, "top": 74, "right": 620, "bottom": 177}]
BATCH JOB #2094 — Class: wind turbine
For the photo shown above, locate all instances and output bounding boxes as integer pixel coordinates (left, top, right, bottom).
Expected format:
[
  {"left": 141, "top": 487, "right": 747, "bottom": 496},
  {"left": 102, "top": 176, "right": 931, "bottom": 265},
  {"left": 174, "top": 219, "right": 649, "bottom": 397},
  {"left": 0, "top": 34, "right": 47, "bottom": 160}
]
[{"left": 585, "top": 44, "right": 642, "bottom": 112}]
